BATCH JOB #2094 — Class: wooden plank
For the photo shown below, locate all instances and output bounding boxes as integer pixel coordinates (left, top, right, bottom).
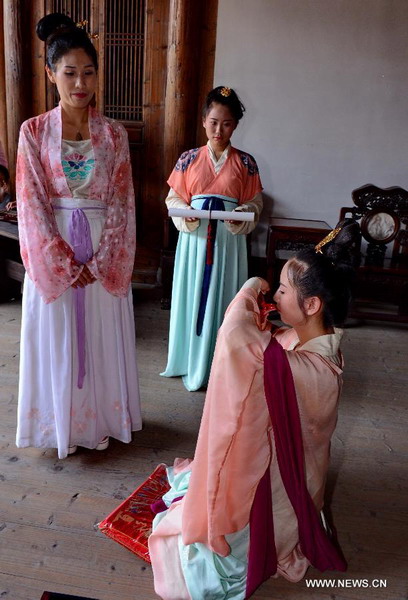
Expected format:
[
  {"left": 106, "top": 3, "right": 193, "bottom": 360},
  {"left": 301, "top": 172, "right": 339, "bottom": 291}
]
[
  {"left": 0, "top": 221, "right": 19, "bottom": 240},
  {"left": 5, "top": 259, "right": 25, "bottom": 282},
  {"left": 140, "top": 0, "right": 169, "bottom": 250},
  {"left": 0, "top": 295, "right": 407, "bottom": 600},
  {"left": 30, "top": 0, "right": 47, "bottom": 117},
  {"left": 163, "top": 0, "right": 203, "bottom": 177},
  {"left": 3, "top": 0, "right": 32, "bottom": 181},
  {"left": 0, "top": 0, "right": 9, "bottom": 163},
  {"left": 195, "top": 0, "right": 218, "bottom": 147},
  {"left": 0, "top": 523, "right": 155, "bottom": 600}
]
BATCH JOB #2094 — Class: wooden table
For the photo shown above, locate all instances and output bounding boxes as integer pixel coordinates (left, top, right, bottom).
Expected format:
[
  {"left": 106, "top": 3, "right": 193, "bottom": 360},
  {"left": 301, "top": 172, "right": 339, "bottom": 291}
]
[{"left": 266, "top": 217, "right": 331, "bottom": 291}]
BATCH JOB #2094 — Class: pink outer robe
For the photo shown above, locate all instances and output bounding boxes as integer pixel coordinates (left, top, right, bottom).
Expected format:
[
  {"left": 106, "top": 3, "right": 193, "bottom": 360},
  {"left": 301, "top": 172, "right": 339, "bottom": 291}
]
[
  {"left": 149, "top": 285, "right": 344, "bottom": 598},
  {"left": 16, "top": 104, "right": 135, "bottom": 303}
]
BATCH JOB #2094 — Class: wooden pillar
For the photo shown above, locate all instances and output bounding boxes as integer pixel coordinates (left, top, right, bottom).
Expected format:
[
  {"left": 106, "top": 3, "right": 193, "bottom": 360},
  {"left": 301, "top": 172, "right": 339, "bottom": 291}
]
[
  {"left": 4, "top": 0, "right": 31, "bottom": 181},
  {"left": 0, "top": 0, "right": 9, "bottom": 163},
  {"left": 163, "top": 0, "right": 201, "bottom": 178},
  {"left": 140, "top": 0, "right": 217, "bottom": 271},
  {"left": 30, "top": 0, "right": 47, "bottom": 118},
  {"left": 195, "top": 0, "right": 218, "bottom": 147},
  {"left": 140, "top": 0, "right": 170, "bottom": 255}
]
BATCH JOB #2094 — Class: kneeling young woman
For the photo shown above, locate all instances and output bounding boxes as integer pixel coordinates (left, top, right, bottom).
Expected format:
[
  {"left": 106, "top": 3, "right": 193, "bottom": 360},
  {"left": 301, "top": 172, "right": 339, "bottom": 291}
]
[{"left": 149, "top": 219, "right": 360, "bottom": 599}]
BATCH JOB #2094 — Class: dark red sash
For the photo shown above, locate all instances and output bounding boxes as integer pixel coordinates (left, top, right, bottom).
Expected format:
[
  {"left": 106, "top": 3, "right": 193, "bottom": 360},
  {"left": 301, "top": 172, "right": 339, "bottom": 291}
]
[{"left": 246, "top": 337, "right": 346, "bottom": 598}]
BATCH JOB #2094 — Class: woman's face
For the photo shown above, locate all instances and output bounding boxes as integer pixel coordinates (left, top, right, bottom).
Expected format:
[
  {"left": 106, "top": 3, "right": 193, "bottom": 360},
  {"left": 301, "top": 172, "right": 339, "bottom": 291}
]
[
  {"left": 46, "top": 48, "right": 97, "bottom": 110},
  {"left": 202, "top": 102, "right": 237, "bottom": 153},
  {"left": 273, "top": 262, "right": 306, "bottom": 327}
]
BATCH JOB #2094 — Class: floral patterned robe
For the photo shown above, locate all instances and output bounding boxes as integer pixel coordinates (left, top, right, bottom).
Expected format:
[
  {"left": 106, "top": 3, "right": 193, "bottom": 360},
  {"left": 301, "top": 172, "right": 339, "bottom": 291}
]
[{"left": 16, "top": 104, "right": 136, "bottom": 302}]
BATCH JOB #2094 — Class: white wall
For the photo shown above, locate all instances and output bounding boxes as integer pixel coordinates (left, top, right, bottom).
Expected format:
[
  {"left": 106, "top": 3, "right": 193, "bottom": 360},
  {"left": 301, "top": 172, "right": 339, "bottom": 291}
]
[{"left": 214, "top": 0, "right": 408, "bottom": 255}]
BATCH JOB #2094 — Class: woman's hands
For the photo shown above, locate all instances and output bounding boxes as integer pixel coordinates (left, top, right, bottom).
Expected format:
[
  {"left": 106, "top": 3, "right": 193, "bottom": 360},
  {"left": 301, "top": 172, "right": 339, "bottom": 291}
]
[
  {"left": 225, "top": 206, "right": 249, "bottom": 226},
  {"left": 184, "top": 206, "right": 199, "bottom": 223},
  {"left": 241, "top": 276, "right": 270, "bottom": 294},
  {"left": 72, "top": 264, "right": 96, "bottom": 288},
  {"left": 6, "top": 200, "right": 17, "bottom": 211},
  {"left": 258, "top": 277, "right": 270, "bottom": 295}
]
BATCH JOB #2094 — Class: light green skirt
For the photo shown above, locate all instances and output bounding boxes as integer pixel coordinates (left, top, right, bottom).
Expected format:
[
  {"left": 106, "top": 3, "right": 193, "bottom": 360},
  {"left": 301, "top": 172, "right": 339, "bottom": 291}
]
[
  {"left": 161, "top": 195, "right": 248, "bottom": 391},
  {"left": 152, "top": 466, "right": 249, "bottom": 599}
]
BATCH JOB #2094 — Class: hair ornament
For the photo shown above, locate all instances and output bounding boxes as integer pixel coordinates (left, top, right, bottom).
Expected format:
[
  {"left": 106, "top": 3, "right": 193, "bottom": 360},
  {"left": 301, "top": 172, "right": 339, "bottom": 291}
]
[
  {"left": 315, "top": 226, "right": 342, "bottom": 254},
  {"left": 220, "top": 87, "right": 231, "bottom": 97},
  {"left": 75, "top": 19, "right": 99, "bottom": 39}
]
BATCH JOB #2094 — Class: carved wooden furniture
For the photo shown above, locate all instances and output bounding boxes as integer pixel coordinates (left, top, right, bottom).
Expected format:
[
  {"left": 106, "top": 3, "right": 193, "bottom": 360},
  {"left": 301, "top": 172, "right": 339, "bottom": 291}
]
[
  {"left": 340, "top": 184, "right": 408, "bottom": 322},
  {"left": 266, "top": 217, "right": 331, "bottom": 293}
]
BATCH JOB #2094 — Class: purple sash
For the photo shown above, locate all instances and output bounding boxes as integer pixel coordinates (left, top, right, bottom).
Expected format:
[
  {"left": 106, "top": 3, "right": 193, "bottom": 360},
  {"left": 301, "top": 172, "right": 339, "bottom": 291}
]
[
  {"left": 69, "top": 208, "right": 94, "bottom": 389},
  {"left": 246, "top": 337, "right": 346, "bottom": 598}
]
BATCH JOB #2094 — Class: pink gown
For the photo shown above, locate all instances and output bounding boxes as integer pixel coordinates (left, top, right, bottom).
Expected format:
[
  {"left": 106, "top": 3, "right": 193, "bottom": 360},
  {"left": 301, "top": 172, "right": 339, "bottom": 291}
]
[
  {"left": 149, "top": 284, "right": 346, "bottom": 599},
  {"left": 16, "top": 105, "right": 142, "bottom": 459}
]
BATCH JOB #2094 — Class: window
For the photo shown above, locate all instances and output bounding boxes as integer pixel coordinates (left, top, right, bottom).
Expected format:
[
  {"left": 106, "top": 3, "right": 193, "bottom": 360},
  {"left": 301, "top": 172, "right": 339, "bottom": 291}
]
[{"left": 47, "top": 0, "right": 145, "bottom": 123}]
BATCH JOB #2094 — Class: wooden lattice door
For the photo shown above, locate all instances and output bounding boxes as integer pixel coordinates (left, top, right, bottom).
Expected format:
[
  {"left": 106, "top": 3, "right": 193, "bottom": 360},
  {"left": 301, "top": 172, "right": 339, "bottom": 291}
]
[{"left": 45, "top": 1, "right": 144, "bottom": 128}]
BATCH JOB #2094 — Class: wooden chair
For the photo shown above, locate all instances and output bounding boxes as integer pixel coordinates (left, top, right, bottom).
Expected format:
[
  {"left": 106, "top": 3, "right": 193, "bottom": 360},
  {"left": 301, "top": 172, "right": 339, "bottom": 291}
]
[{"left": 340, "top": 184, "right": 408, "bottom": 322}]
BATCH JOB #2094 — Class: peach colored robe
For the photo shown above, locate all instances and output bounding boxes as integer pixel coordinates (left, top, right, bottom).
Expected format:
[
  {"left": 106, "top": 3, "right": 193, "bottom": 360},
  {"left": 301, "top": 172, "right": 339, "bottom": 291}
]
[
  {"left": 149, "top": 287, "right": 344, "bottom": 599},
  {"left": 167, "top": 145, "right": 262, "bottom": 207}
]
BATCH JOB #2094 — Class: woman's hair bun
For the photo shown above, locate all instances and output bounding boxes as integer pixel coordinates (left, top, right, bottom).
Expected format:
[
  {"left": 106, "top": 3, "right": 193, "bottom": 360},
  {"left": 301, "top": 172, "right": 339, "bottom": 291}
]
[
  {"left": 36, "top": 12, "right": 76, "bottom": 42},
  {"left": 324, "top": 217, "right": 361, "bottom": 269},
  {"left": 203, "top": 86, "right": 246, "bottom": 122},
  {"left": 36, "top": 12, "right": 98, "bottom": 71}
]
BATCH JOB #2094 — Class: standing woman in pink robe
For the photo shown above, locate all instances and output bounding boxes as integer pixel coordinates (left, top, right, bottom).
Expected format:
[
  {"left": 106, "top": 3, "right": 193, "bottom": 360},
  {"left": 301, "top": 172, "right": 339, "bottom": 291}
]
[
  {"left": 15, "top": 13, "right": 142, "bottom": 459},
  {"left": 148, "top": 220, "right": 360, "bottom": 599}
]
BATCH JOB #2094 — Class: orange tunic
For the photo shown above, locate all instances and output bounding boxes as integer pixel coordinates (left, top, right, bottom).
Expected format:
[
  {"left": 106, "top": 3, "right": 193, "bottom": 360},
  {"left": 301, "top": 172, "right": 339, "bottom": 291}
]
[{"left": 168, "top": 145, "right": 262, "bottom": 205}]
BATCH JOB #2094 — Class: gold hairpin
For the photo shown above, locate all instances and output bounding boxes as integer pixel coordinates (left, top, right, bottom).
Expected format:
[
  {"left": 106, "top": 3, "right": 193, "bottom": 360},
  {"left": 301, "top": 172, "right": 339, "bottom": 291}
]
[
  {"left": 315, "top": 227, "right": 342, "bottom": 254},
  {"left": 220, "top": 87, "right": 231, "bottom": 97},
  {"left": 76, "top": 19, "right": 99, "bottom": 39}
]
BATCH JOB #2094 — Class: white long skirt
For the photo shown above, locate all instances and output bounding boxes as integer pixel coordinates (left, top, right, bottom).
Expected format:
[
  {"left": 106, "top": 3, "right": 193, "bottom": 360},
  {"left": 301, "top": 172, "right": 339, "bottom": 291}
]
[{"left": 16, "top": 198, "right": 142, "bottom": 459}]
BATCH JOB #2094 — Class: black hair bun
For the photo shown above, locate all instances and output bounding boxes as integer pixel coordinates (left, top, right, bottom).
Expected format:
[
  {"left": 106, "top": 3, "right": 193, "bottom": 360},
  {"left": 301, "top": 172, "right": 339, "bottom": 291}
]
[
  {"left": 324, "top": 217, "right": 361, "bottom": 270},
  {"left": 204, "top": 86, "right": 246, "bottom": 122},
  {"left": 36, "top": 12, "right": 76, "bottom": 42}
]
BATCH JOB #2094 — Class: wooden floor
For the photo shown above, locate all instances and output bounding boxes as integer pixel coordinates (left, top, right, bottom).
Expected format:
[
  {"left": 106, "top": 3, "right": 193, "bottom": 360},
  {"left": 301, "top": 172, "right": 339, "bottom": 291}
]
[{"left": 0, "top": 289, "right": 407, "bottom": 600}]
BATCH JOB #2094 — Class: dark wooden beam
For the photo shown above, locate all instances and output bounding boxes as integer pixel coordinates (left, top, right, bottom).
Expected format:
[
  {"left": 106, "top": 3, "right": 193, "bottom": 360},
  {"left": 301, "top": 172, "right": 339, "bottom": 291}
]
[
  {"left": 0, "top": 0, "right": 9, "bottom": 165},
  {"left": 4, "top": 0, "right": 31, "bottom": 181},
  {"left": 30, "top": 0, "right": 47, "bottom": 118},
  {"left": 195, "top": 0, "right": 218, "bottom": 147},
  {"left": 163, "top": 0, "right": 201, "bottom": 178},
  {"left": 139, "top": 0, "right": 170, "bottom": 255}
]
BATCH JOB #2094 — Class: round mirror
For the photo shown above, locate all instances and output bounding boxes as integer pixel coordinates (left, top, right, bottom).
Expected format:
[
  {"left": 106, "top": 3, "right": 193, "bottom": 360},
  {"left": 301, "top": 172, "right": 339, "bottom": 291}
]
[{"left": 361, "top": 210, "right": 399, "bottom": 244}]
